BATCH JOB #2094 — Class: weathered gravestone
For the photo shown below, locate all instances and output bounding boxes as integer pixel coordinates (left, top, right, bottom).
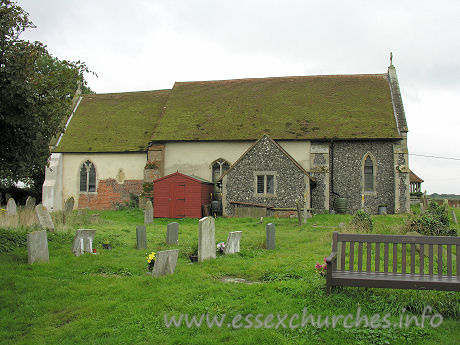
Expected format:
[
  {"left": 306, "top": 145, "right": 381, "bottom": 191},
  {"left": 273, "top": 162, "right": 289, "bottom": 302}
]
[
  {"left": 136, "top": 225, "right": 147, "bottom": 250},
  {"left": 224, "top": 231, "right": 242, "bottom": 255},
  {"left": 166, "top": 222, "right": 179, "bottom": 245},
  {"left": 27, "top": 231, "right": 49, "bottom": 264},
  {"left": 420, "top": 202, "right": 425, "bottom": 214},
  {"left": 35, "top": 204, "right": 55, "bottom": 231},
  {"left": 25, "top": 196, "right": 36, "bottom": 209},
  {"left": 144, "top": 200, "right": 153, "bottom": 224},
  {"left": 64, "top": 197, "right": 75, "bottom": 213},
  {"left": 72, "top": 229, "right": 96, "bottom": 256},
  {"left": 266, "top": 223, "right": 275, "bottom": 250},
  {"left": 6, "top": 198, "right": 17, "bottom": 216},
  {"left": 452, "top": 210, "right": 458, "bottom": 225},
  {"left": 198, "top": 216, "right": 216, "bottom": 262},
  {"left": 150, "top": 249, "right": 179, "bottom": 277}
]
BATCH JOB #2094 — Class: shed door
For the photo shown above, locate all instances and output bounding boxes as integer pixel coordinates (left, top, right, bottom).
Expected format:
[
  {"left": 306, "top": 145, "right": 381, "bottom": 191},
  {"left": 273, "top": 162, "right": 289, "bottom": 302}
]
[{"left": 170, "top": 183, "right": 186, "bottom": 218}]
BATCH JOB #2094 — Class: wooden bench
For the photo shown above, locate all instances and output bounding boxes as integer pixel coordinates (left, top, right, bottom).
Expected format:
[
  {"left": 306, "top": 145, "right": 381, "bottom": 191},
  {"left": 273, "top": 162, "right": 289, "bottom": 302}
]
[{"left": 326, "top": 232, "right": 460, "bottom": 293}]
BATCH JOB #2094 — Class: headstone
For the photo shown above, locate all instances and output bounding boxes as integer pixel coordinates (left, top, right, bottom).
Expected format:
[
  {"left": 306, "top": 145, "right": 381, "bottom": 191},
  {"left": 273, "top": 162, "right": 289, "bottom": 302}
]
[
  {"left": 166, "top": 222, "right": 179, "bottom": 245},
  {"left": 144, "top": 200, "right": 153, "bottom": 224},
  {"left": 35, "top": 204, "right": 55, "bottom": 231},
  {"left": 72, "top": 229, "right": 96, "bottom": 256},
  {"left": 420, "top": 202, "right": 425, "bottom": 214},
  {"left": 266, "top": 223, "right": 275, "bottom": 250},
  {"left": 136, "top": 225, "right": 147, "bottom": 249},
  {"left": 198, "top": 216, "right": 216, "bottom": 262},
  {"left": 296, "top": 199, "right": 302, "bottom": 226},
  {"left": 452, "top": 210, "right": 458, "bottom": 225},
  {"left": 6, "top": 198, "right": 17, "bottom": 216},
  {"left": 151, "top": 249, "right": 179, "bottom": 277},
  {"left": 64, "top": 197, "right": 75, "bottom": 213},
  {"left": 25, "top": 196, "right": 36, "bottom": 209},
  {"left": 224, "top": 231, "right": 242, "bottom": 255},
  {"left": 27, "top": 231, "right": 49, "bottom": 264}
]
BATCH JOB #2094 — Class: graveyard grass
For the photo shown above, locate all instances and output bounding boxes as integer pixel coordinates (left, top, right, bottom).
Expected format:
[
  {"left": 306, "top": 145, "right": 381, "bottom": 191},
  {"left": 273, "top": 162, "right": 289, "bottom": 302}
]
[{"left": 0, "top": 210, "right": 459, "bottom": 345}]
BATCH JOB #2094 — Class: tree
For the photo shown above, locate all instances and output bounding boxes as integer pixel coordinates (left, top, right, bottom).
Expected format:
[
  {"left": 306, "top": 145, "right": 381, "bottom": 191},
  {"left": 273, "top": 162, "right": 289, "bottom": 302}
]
[{"left": 0, "top": 0, "right": 93, "bottom": 194}]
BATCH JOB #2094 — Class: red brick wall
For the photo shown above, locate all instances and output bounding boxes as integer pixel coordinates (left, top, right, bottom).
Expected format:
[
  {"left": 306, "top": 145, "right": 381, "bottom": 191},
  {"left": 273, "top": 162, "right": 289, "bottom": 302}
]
[{"left": 78, "top": 178, "right": 143, "bottom": 210}]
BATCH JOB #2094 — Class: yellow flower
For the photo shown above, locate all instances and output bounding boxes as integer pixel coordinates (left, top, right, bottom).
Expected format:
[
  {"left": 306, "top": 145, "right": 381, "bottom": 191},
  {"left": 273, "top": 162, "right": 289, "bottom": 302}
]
[{"left": 146, "top": 251, "right": 156, "bottom": 263}]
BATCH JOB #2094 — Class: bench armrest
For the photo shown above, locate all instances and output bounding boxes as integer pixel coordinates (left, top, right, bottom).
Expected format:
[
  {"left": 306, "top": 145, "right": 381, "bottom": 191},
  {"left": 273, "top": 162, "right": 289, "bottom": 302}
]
[{"left": 326, "top": 252, "right": 337, "bottom": 264}]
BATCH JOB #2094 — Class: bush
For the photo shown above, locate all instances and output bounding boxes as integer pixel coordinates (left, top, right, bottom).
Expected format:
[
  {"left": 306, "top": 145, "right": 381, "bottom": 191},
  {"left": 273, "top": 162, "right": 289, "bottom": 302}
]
[
  {"left": 406, "top": 201, "right": 456, "bottom": 236},
  {"left": 351, "top": 210, "right": 373, "bottom": 232}
]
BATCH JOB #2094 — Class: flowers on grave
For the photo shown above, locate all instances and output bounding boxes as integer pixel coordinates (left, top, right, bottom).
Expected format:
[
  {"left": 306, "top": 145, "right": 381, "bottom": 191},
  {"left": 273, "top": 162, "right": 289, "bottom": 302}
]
[
  {"left": 146, "top": 251, "right": 156, "bottom": 271},
  {"left": 216, "top": 242, "right": 225, "bottom": 253},
  {"left": 0, "top": 208, "right": 6, "bottom": 214},
  {"left": 315, "top": 257, "right": 327, "bottom": 277}
]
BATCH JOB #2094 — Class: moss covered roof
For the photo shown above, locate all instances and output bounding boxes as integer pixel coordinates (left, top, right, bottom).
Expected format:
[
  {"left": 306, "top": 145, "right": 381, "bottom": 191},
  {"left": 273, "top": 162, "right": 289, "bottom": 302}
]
[
  {"left": 55, "top": 90, "right": 169, "bottom": 152},
  {"left": 56, "top": 73, "right": 401, "bottom": 152},
  {"left": 151, "top": 74, "right": 400, "bottom": 141}
]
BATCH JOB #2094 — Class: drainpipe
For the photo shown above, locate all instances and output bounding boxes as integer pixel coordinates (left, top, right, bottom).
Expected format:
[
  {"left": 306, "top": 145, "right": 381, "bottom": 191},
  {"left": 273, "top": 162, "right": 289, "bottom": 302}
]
[{"left": 330, "top": 140, "right": 341, "bottom": 210}]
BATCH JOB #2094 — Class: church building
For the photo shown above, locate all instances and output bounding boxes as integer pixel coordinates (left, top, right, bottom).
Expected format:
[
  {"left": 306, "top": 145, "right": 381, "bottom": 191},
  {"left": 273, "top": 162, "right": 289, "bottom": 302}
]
[{"left": 43, "top": 62, "right": 410, "bottom": 216}]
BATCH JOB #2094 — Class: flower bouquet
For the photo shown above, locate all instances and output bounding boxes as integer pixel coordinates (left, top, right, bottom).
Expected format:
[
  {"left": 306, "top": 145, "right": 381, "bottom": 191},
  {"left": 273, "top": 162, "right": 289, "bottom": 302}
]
[
  {"left": 146, "top": 251, "right": 156, "bottom": 272},
  {"left": 217, "top": 242, "right": 225, "bottom": 254},
  {"left": 315, "top": 257, "right": 327, "bottom": 277}
]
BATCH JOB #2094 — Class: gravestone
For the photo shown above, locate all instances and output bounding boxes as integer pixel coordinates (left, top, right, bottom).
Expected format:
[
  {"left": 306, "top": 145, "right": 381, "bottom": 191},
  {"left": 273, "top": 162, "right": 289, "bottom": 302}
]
[
  {"left": 27, "top": 231, "right": 49, "bottom": 264},
  {"left": 72, "top": 229, "right": 96, "bottom": 256},
  {"left": 166, "top": 222, "right": 179, "bottom": 245},
  {"left": 420, "top": 202, "right": 425, "bottom": 214},
  {"left": 136, "top": 225, "right": 147, "bottom": 250},
  {"left": 151, "top": 249, "right": 179, "bottom": 277},
  {"left": 452, "top": 210, "right": 458, "bottom": 225},
  {"left": 198, "top": 216, "right": 216, "bottom": 262},
  {"left": 25, "top": 196, "right": 36, "bottom": 209},
  {"left": 266, "top": 223, "right": 275, "bottom": 250},
  {"left": 35, "top": 204, "right": 55, "bottom": 231},
  {"left": 224, "top": 231, "right": 242, "bottom": 255},
  {"left": 64, "top": 197, "right": 75, "bottom": 213},
  {"left": 144, "top": 200, "right": 153, "bottom": 224},
  {"left": 6, "top": 198, "right": 17, "bottom": 216}
]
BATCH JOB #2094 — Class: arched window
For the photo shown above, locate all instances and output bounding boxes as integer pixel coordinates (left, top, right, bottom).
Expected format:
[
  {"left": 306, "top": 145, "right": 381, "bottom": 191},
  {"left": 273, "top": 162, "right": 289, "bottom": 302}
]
[
  {"left": 211, "top": 159, "right": 230, "bottom": 196},
  {"left": 362, "top": 153, "right": 377, "bottom": 194},
  {"left": 212, "top": 158, "right": 230, "bottom": 183},
  {"left": 364, "top": 157, "right": 374, "bottom": 192},
  {"left": 80, "top": 160, "right": 96, "bottom": 192}
]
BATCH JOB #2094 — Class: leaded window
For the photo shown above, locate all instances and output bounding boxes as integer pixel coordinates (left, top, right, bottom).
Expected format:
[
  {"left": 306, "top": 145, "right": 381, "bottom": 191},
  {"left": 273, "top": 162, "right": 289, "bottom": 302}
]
[{"left": 80, "top": 160, "right": 96, "bottom": 192}]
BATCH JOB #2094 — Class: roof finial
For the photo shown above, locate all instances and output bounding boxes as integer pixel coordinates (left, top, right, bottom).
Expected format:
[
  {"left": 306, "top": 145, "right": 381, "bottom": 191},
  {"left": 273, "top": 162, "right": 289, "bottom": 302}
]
[{"left": 390, "top": 52, "right": 393, "bottom": 66}]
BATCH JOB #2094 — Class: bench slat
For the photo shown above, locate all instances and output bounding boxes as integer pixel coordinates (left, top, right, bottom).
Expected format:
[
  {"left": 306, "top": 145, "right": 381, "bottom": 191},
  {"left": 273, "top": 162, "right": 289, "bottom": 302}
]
[
  {"left": 393, "top": 243, "right": 398, "bottom": 273},
  {"left": 447, "top": 244, "right": 452, "bottom": 276},
  {"left": 349, "top": 241, "right": 355, "bottom": 271},
  {"left": 332, "top": 232, "right": 338, "bottom": 272},
  {"left": 375, "top": 243, "right": 380, "bottom": 272},
  {"left": 367, "top": 242, "right": 371, "bottom": 272},
  {"left": 420, "top": 244, "right": 425, "bottom": 275},
  {"left": 438, "top": 245, "right": 443, "bottom": 276},
  {"left": 402, "top": 243, "right": 406, "bottom": 274},
  {"left": 410, "top": 244, "right": 416, "bottom": 274},
  {"left": 358, "top": 242, "right": 363, "bottom": 272},
  {"left": 457, "top": 245, "right": 460, "bottom": 277},
  {"left": 429, "top": 244, "right": 434, "bottom": 275},
  {"left": 341, "top": 241, "right": 346, "bottom": 271},
  {"left": 384, "top": 243, "right": 389, "bottom": 273}
]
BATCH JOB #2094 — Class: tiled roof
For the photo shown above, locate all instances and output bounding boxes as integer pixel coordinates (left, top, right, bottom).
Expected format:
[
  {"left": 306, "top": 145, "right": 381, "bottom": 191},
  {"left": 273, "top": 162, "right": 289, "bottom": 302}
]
[{"left": 55, "top": 90, "right": 169, "bottom": 152}]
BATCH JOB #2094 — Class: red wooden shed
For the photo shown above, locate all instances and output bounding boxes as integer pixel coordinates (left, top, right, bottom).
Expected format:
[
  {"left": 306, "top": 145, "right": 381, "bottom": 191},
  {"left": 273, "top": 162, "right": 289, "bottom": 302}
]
[{"left": 153, "top": 172, "right": 214, "bottom": 218}]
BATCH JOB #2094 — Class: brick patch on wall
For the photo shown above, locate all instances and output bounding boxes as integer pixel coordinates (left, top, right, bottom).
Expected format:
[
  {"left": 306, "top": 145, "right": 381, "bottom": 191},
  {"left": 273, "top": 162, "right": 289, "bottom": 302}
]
[{"left": 78, "top": 179, "right": 143, "bottom": 210}]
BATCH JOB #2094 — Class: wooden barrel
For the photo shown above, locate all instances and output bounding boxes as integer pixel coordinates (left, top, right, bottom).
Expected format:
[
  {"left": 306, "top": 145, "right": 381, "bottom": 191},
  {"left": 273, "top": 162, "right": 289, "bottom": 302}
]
[{"left": 335, "top": 197, "right": 348, "bottom": 214}]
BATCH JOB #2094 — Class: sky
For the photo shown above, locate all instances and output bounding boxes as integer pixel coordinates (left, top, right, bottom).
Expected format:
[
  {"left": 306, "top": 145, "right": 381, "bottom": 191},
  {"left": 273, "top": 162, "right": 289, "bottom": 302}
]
[{"left": 16, "top": 0, "right": 460, "bottom": 194}]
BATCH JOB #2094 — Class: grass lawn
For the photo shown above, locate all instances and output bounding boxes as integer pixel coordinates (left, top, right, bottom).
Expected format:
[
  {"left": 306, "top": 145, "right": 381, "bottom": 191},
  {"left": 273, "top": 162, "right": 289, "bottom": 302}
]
[{"left": 0, "top": 210, "right": 459, "bottom": 345}]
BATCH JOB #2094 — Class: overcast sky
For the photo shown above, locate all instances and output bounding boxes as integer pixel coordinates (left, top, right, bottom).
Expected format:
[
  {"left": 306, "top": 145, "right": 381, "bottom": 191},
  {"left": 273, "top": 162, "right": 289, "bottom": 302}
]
[{"left": 17, "top": 0, "right": 460, "bottom": 194}]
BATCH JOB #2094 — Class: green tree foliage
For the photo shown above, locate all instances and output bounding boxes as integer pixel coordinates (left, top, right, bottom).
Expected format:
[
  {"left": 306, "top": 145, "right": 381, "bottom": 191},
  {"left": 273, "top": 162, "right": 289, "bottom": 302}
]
[{"left": 0, "top": 0, "right": 94, "bottom": 192}]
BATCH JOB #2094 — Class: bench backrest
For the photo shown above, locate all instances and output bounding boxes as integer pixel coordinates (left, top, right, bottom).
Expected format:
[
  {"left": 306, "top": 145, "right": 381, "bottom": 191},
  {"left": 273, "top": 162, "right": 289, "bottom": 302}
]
[{"left": 332, "top": 232, "right": 460, "bottom": 277}]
